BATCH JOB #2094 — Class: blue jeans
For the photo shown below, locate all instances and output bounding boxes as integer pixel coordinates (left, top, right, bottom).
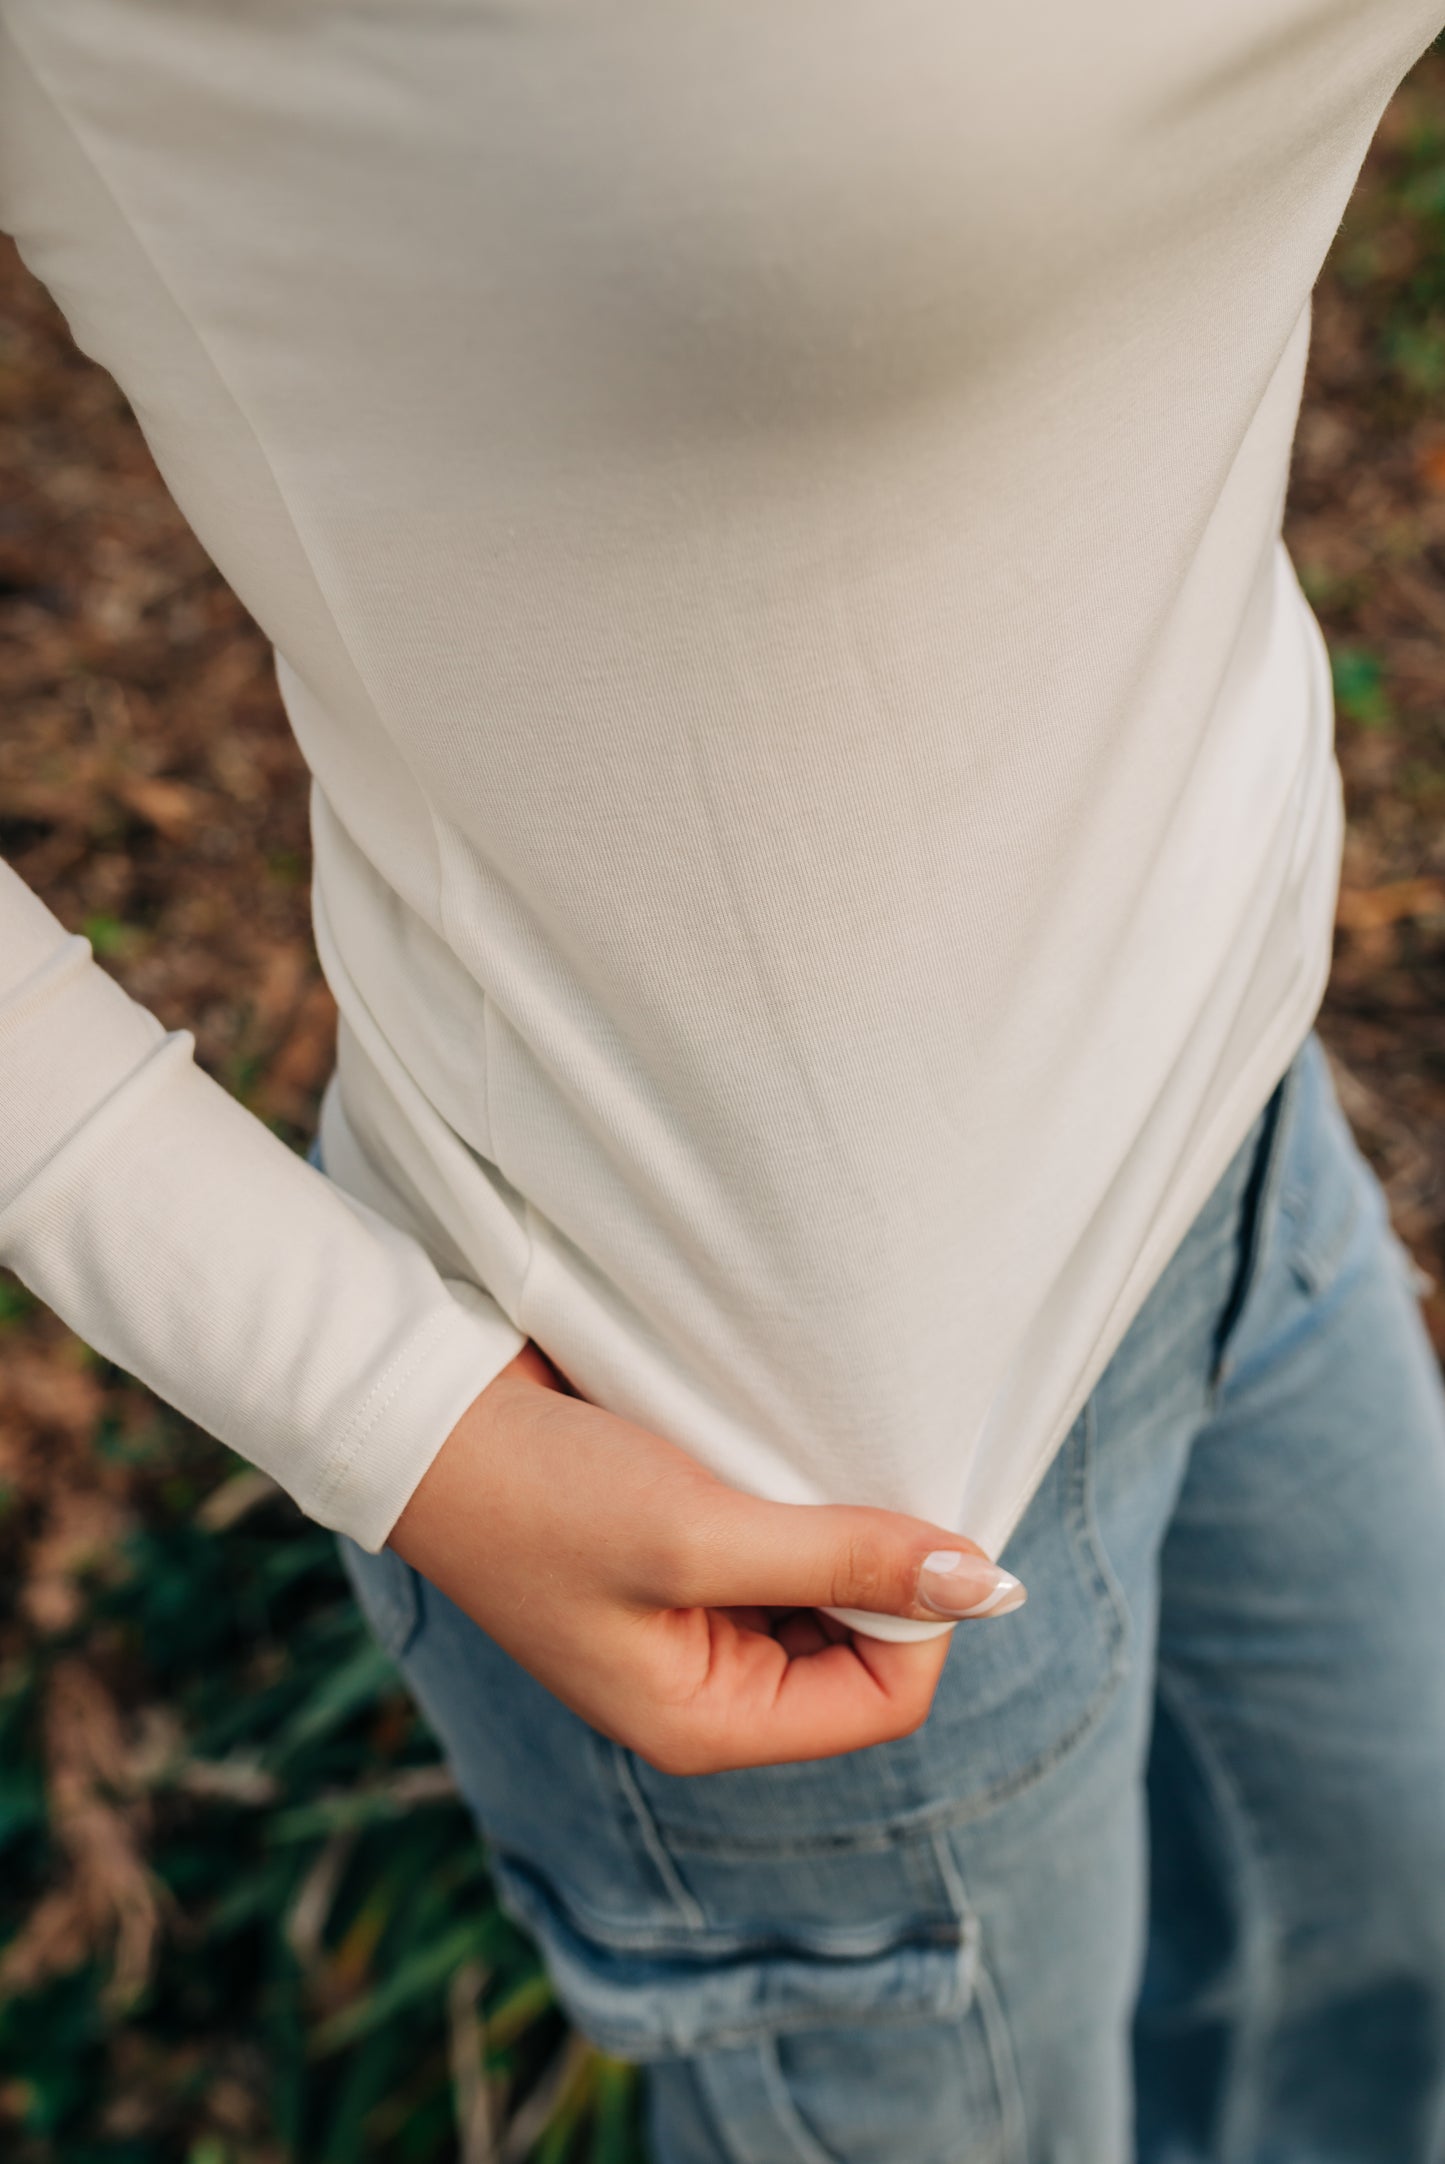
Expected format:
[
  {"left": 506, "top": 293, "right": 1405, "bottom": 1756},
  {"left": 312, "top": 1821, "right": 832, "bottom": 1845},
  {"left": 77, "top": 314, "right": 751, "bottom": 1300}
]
[{"left": 327, "top": 1028, "right": 1445, "bottom": 2162}]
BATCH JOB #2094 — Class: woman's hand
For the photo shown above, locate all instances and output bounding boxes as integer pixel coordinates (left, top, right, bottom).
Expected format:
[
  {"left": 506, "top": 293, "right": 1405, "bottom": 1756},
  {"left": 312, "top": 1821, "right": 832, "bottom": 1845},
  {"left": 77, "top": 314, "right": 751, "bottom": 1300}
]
[{"left": 385, "top": 1343, "right": 1026, "bottom": 1775}]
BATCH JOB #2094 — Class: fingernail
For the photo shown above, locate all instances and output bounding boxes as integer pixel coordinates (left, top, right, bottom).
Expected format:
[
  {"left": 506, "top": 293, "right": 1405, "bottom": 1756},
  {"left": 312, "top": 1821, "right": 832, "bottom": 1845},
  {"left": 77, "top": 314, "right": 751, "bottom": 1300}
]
[{"left": 917, "top": 1550, "right": 1028, "bottom": 1620}]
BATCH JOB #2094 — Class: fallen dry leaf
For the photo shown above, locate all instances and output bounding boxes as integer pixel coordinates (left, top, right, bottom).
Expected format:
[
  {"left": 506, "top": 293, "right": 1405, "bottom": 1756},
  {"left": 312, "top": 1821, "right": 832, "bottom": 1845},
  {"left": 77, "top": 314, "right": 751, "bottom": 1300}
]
[
  {"left": 0, "top": 1658, "right": 174, "bottom": 2010},
  {"left": 109, "top": 769, "right": 211, "bottom": 841},
  {"left": 1334, "top": 877, "right": 1445, "bottom": 932}
]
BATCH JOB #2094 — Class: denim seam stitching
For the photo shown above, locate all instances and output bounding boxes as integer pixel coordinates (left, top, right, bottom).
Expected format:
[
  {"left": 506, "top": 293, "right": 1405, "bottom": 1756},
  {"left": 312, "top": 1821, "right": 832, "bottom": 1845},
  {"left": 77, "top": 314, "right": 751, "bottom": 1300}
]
[
  {"left": 682, "top": 2056, "right": 748, "bottom": 2164},
  {"left": 609, "top": 1744, "right": 708, "bottom": 1931},
  {"left": 671, "top": 1995, "right": 962, "bottom": 2053},
  {"left": 585, "top": 1985, "right": 971, "bottom": 2061},
  {"left": 922, "top": 1394, "right": 1130, "bottom": 1821},
  {"left": 932, "top": 1824, "right": 1027, "bottom": 2157},
  {"left": 928, "top": 1826, "right": 983, "bottom": 2016},
  {"left": 755, "top": 2037, "right": 847, "bottom": 2164},
  {"left": 1067, "top": 1392, "right": 1133, "bottom": 1685},
  {"left": 636, "top": 1723, "right": 1128, "bottom": 1857},
  {"left": 638, "top": 1818, "right": 973, "bottom": 1862},
  {"left": 971, "top": 1953, "right": 1031, "bottom": 2164},
  {"left": 384, "top": 1559, "right": 424, "bottom": 1661},
  {"left": 943, "top": 1396, "right": 1131, "bottom": 1816}
]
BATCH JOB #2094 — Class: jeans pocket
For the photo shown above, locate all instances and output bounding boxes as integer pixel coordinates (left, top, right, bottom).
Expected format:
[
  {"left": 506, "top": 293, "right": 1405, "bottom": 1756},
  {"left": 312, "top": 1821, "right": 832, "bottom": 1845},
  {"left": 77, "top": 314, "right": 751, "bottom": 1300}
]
[
  {"left": 488, "top": 1846, "right": 978, "bottom": 2064},
  {"left": 620, "top": 1404, "right": 1129, "bottom": 1892}
]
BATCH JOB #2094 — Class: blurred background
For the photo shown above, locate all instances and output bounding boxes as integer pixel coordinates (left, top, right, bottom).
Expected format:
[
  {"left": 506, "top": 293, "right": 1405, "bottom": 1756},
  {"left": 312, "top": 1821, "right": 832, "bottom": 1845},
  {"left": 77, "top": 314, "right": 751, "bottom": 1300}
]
[{"left": 2, "top": 41, "right": 1445, "bottom": 2164}]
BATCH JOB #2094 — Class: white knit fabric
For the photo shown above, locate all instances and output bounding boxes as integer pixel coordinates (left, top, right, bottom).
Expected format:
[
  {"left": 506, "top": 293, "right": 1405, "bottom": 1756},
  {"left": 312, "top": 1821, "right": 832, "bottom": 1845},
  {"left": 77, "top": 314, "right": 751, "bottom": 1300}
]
[{"left": 1, "top": 1, "right": 1436, "bottom": 1633}]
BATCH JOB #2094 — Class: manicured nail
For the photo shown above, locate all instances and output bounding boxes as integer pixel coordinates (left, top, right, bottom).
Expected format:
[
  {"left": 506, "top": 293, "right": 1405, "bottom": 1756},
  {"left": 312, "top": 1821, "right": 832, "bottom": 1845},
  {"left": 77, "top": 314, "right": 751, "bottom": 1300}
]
[{"left": 917, "top": 1550, "right": 1027, "bottom": 1620}]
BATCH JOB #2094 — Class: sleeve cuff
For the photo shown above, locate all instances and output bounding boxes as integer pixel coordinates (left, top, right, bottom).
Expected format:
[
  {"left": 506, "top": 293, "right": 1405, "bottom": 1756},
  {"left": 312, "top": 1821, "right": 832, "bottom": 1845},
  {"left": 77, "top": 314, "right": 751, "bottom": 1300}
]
[{"left": 0, "top": 961, "right": 527, "bottom": 1550}]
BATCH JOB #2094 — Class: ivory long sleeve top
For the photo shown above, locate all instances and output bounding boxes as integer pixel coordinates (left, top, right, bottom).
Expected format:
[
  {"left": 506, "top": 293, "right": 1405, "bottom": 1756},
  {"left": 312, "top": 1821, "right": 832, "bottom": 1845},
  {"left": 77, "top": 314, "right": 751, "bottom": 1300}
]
[{"left": 1, "top": 0, "right": 1438, "bottom": 1637}]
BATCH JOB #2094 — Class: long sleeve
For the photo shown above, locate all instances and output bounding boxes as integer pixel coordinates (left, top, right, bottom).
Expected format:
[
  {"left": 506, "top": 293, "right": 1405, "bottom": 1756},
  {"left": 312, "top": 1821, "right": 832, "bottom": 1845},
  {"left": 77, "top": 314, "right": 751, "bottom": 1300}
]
[{"left": 0, "top": 857, "right": 526, "bottom": 1550}]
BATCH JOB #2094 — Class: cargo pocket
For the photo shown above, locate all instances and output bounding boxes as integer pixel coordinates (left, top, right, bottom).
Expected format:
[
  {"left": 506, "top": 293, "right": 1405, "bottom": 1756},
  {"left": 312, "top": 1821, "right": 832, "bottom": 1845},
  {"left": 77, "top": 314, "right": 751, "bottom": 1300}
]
[
  {"left": 489, "top": 1839, "right": 1020, "bottom": 2161},
  {"left": 487, "top": 1843, "right": 979, "bottom": 2063},
  {"left": 359, "top": 1572, "right": 977, "bottom": 2075}
]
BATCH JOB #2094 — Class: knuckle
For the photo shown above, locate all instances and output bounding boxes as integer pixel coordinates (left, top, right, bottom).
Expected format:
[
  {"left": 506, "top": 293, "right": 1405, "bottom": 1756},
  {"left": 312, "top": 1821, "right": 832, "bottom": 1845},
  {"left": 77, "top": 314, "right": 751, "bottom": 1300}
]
[
  {"left": 622, "top": 1695, "right": 729, "bottom": 1778},
  {"left": 634, "top": 1727, "right": 715, "bottom": 1779},
  {"left": 831, "top": 1524, "right": 904, "bottom": 1613}
]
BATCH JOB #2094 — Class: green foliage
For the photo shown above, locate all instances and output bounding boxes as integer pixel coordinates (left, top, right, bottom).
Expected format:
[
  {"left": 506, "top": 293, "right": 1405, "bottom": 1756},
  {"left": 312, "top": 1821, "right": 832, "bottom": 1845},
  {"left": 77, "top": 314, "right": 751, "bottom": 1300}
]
[
  {"left": 0, "top": 1462, "right": 646, "bottom": 2162},
  {"left": 1337, "top": 96, "right": 1445, "bottom": 412},
  {"left": 0, "top": 1275, "right": 37, "bottom": 1330},
  {"left": 1330, "top": 643, "right": 1395, "bottom": 729},
  {"left": 80, "top": 914, "right": 147, "bottom": 963}
]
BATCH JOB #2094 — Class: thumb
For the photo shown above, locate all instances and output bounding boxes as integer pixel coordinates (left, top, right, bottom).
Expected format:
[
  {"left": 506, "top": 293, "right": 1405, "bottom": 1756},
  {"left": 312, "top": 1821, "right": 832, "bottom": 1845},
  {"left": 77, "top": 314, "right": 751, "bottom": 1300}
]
[{"left": 674, "top": 1493, "right": 1028, "bottom": 1627}]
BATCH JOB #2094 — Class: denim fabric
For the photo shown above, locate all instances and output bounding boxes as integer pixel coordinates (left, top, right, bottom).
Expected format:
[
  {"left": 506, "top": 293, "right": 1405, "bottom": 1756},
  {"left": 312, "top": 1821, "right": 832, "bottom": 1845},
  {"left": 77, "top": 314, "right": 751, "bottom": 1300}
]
[{"left": 323, "top": 1028, "right": 1445, "bottom": 2162}]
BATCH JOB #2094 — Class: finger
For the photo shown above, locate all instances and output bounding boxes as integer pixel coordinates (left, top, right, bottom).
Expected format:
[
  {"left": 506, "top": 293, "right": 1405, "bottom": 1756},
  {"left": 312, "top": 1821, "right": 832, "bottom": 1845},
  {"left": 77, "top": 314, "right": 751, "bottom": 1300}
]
[
  {"left": 666, "top": 1493, "right": 1027, "bottom": 1627},
  {"left": 773, "top": 1610, "right": 835, "bottom": 1658},
  {"left": 642, "top": 1612, "right": 954, "bottom": 1772}
]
